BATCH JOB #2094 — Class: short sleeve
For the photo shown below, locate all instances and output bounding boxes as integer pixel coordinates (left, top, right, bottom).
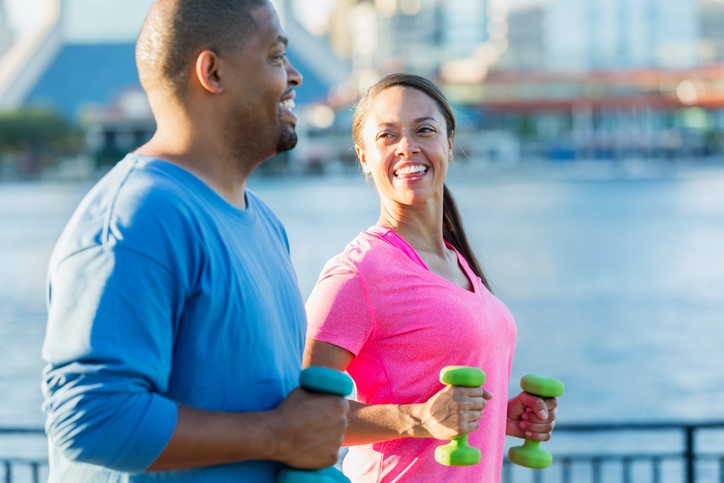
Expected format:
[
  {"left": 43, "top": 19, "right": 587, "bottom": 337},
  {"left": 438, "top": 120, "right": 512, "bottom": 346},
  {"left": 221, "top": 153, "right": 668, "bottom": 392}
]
[{"left": 305, "top": 262, "right": 375, "bottom": 357}]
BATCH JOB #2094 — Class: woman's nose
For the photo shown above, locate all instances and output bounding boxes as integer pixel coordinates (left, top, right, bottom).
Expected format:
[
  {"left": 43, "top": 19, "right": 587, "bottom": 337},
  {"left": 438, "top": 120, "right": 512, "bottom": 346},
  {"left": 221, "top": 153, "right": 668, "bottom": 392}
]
[{"left": 395, "top": 135, "right": 420, "bottom": 157}]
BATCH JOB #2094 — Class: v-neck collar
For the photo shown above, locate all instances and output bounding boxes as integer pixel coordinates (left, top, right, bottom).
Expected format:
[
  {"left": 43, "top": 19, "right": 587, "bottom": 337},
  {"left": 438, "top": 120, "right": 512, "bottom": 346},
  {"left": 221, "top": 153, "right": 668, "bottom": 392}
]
[{"left": 365, "top": 225, "right": 478, "bottom": 294}]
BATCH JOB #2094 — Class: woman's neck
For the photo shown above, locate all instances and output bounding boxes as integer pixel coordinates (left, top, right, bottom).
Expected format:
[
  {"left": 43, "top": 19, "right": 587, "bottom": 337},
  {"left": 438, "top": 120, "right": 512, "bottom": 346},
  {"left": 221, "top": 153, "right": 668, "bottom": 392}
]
[{"left": 377, "top": 208, "right": 446, "bottom": 257}]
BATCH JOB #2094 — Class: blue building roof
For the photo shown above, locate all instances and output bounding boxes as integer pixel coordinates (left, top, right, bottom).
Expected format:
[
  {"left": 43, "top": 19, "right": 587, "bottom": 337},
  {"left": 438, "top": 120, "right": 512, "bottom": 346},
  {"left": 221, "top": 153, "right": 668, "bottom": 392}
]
[{"left": 24, "top": 43, "right": 330, "bottom": 119}]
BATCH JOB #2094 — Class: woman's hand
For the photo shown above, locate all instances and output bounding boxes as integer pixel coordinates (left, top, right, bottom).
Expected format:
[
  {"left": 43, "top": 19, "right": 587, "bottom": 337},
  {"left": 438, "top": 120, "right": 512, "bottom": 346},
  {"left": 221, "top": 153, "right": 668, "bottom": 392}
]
[
  {"left": 412, "top": 384, "right": 493, "bottom": 440},
  {"left": 506, "top": 391, "right": 558, "bottom": 441}
]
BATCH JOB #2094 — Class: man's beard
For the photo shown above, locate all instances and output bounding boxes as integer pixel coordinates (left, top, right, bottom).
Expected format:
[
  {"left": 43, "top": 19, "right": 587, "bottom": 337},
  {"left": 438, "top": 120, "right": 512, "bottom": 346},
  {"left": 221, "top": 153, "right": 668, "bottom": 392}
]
[{"left": 276, "top": 124, "right": 298, "bottom": 152}]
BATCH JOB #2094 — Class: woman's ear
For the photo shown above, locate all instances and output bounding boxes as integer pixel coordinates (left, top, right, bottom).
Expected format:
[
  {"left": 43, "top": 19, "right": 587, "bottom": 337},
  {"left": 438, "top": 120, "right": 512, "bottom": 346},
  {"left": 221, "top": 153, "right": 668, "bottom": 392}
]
[
  {"left": 448, "top": 137, "right": 454, "bottom": 160},
  {"left": 355, "top": 145, "right": 370, "bottom": 173},
  {"left": 195, "top": 50, "right": 224, "bottom": 94}
]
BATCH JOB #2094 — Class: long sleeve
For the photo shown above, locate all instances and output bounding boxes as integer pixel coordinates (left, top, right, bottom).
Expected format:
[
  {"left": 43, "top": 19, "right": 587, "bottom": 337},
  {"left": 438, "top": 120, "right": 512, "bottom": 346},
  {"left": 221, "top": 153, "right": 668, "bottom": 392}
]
[{"left": 43, "top": 245, "right": 179, "bottom": 472}]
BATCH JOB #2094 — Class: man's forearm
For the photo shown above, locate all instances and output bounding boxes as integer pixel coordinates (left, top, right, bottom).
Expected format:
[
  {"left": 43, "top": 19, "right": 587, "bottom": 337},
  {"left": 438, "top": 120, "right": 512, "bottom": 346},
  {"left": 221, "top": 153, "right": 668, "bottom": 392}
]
[{"left": 147, "top": 405, "right": 280, "bottom": 471}]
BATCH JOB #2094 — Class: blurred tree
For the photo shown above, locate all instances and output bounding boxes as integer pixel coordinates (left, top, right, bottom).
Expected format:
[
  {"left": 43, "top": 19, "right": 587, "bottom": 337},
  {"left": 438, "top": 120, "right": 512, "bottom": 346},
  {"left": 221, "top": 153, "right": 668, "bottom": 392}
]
[
  {"left": 0, "top": 108, "right": 83, "bottom": 178},
  {"left": 514, "top": 115, "right": 538, "bottom": 140}
]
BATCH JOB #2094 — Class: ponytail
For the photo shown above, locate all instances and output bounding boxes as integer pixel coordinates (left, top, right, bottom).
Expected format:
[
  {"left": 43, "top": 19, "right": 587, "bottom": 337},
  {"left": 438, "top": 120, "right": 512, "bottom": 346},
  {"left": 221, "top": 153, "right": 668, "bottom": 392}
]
[{"left": 442, "top": 184, "right": 491, "bottom": 292}]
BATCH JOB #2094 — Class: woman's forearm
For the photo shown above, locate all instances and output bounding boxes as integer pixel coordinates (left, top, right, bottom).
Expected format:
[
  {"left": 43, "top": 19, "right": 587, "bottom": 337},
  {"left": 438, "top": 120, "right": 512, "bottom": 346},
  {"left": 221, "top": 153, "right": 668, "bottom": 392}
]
[{"left": 343, "top": 400, "right": 432, "bottom": 446}]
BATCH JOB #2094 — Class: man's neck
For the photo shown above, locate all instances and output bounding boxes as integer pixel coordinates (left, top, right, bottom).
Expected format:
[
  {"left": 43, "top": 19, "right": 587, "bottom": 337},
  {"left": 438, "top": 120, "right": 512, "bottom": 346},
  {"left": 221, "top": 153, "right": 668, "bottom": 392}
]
[{"left": 137, "top": 127, "right": 252, "bottom": 210}]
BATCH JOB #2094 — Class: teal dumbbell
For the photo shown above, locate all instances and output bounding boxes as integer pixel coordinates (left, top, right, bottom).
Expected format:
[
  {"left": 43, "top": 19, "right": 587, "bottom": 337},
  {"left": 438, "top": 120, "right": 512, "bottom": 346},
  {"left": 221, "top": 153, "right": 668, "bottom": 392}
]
[
  {"left": 434, "top": 366, "right": 487, "bottom": 466},
  {"left": 278, "top": 366, "right": 354, "bottom": 483},
  {"left": 508, "top": 374, "right": 565, "bottom": 469}
]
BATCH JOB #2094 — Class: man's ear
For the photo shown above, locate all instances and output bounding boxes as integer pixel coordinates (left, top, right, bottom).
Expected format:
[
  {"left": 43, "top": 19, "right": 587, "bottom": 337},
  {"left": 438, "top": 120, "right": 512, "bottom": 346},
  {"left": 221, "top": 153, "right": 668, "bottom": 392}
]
[{"left": 195, "top": 50, "right": 224, "bottom": 94}]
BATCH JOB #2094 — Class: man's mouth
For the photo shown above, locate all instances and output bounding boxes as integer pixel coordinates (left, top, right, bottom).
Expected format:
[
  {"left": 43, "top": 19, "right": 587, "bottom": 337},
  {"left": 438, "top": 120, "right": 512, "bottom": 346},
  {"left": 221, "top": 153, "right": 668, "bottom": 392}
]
[
  {"left": 394, "top": 164, "right": 428, "bottom": 178},
  {"left": 279, "top": 97, "right": 297, "bottom": 124},
  {"left": 280, "top": 98, "right": 295, "bottom": 112}
]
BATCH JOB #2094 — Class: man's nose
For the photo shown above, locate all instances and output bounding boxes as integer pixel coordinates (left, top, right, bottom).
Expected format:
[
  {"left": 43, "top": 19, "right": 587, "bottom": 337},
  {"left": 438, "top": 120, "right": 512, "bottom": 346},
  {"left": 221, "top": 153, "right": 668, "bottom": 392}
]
[{"left": 286, "top": 58, "right": 303, "bottom": 87}]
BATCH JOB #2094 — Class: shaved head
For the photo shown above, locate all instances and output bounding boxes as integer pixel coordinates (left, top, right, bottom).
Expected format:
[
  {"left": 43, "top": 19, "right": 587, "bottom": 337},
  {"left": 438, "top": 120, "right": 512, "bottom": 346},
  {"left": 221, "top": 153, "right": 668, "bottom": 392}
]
[{"left": 136, "top": 0, "right": 268, "bottom": 98}]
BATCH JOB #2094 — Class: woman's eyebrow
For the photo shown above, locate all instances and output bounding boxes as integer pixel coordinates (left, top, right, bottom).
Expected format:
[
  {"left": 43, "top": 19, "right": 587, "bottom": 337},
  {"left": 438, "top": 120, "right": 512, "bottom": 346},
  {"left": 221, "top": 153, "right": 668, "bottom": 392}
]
[
  {"left": 414, "top": 117, "right": 438, "bottom": 123},
  {"left": 375, "top": 117, "right": 439, "bottom": 127}
]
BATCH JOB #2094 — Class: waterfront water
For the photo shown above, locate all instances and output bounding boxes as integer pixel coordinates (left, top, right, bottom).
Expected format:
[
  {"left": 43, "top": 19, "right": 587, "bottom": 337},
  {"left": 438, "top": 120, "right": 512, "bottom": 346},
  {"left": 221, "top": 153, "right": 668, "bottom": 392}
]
[{"left": 1, "top": 162, "right": 724, "bottom": 467}]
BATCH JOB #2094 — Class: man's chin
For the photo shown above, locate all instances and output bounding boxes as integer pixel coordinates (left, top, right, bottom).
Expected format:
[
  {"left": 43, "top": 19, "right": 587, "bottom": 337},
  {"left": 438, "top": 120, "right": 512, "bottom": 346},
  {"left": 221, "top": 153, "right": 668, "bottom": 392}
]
[{"left": 276, "top": 129, "right": 298, "bottom": 153}]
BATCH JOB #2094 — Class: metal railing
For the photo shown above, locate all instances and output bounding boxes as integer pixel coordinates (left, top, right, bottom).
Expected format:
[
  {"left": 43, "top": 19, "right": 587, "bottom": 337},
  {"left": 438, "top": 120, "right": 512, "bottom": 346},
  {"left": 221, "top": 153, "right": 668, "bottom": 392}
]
[
  {"left": 0, "top": 427, "right": 46, "bottom": 483},
  {"left": 503, "top": 421, "right": 724, "bottom": 483},
  {"left": 3, "top": 421, "right": 724, "bottom": 483}
]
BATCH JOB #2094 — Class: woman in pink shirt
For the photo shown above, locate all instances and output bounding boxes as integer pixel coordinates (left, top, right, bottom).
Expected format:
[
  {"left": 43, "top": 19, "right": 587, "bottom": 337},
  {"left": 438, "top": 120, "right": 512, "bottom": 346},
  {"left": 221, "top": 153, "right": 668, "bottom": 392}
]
[{"left": 304, "top": 73, "right": 558, "bottom": 482}]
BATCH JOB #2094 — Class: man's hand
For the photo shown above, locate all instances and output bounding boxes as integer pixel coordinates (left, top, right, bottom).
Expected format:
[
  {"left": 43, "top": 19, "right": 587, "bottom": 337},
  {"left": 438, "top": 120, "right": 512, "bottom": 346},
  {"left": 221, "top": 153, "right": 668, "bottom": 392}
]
[{"left": 271, "top": 387, "right": 349, "bottom": 469}]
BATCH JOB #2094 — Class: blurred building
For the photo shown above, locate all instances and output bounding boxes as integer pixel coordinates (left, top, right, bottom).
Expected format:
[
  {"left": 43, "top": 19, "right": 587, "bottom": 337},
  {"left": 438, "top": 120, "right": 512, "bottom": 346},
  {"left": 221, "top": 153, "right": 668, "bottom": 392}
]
[
  {"left": 500, "top": 4, "right": 545, "bottom": 71},
  {"left": 0, "top": 0, "right": 348, "bottom": 170},
  {"left": 0, "top": 0, "right": 13, "bottom": 58},
  {"left": 324, "top": 0, "right": 722, "bottom": 77},
  {"left": 699, "top": 0, "right": 724, "bottom": 65},
  {"left": 551, "top": 0, "right": 698, "bottom": 71},
  {"left": 325, "top": 0, "right": 506, "bottom": 87},
  {"left": 503, "top": 0, "right": 724, "bottom": 72},
  {"left": 0, "top": 0, "right": 339, "bottom": 117},
  {"left": 0, "top": 0, "right": 154, "bottom": 116}
]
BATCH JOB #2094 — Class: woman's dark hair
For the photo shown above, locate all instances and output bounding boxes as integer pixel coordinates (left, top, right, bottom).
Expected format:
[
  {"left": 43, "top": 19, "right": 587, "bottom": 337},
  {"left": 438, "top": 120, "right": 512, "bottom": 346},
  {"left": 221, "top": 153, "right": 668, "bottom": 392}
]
[{"left": 352, "top": 73, "right": 491, "bottom": 291}]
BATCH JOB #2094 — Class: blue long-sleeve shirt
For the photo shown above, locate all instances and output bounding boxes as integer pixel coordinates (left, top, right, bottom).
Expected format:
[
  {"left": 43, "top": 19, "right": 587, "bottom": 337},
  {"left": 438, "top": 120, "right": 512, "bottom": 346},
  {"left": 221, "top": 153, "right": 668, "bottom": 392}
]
[{"left": 42, "top": 155, "right": 306, "bottom": 482}]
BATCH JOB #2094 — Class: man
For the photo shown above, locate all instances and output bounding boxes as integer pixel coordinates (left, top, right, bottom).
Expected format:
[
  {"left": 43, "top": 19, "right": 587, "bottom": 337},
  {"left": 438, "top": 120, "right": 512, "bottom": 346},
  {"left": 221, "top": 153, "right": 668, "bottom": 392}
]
[{"left": 41, "top": 1, "right": 348, "bottom": 481}]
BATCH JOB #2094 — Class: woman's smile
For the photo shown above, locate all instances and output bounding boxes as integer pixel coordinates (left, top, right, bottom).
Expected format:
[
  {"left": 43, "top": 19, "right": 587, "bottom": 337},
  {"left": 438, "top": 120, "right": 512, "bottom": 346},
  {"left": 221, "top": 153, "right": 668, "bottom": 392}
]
[{"left": 394, "top": 164, "right": 429, "bottom": 179}]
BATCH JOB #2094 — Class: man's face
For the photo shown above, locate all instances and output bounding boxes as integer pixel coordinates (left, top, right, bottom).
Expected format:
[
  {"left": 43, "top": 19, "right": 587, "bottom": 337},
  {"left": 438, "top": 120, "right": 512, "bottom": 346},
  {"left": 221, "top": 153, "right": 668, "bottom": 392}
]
[{"left": 223, "top": 3, "right": 303, "bottom": 159}]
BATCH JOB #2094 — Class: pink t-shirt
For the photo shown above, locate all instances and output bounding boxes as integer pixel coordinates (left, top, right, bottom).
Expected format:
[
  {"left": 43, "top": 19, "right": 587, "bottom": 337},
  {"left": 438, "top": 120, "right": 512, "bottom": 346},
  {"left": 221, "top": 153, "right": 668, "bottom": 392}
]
[{"left": 306, "top": 227, "right": 517, "bottom": 483}]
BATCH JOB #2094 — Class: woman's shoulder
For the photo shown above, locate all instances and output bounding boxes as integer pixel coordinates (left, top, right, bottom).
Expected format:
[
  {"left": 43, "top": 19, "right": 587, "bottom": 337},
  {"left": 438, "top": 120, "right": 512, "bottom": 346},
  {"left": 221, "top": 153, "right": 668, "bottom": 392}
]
[
  {"left": 340, "top": 230, "right": 400, "bottom": 265},
  {"left": 317, "top": 230, "right": 398, "bottom": 277}
]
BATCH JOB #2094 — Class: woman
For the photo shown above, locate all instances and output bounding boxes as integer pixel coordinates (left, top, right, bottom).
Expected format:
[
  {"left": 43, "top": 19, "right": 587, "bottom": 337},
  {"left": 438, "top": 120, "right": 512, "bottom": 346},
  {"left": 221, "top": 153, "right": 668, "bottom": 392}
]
[{"left": 304, "top": 73, "right": 557, "bottom": 482}]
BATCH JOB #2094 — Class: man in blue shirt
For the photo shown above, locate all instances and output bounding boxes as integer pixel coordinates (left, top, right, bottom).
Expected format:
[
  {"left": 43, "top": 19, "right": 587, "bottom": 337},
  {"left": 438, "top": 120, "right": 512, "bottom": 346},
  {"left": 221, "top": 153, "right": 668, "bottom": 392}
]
[{"left": 41, "top": 1, "right": 348, "bottom": 481}]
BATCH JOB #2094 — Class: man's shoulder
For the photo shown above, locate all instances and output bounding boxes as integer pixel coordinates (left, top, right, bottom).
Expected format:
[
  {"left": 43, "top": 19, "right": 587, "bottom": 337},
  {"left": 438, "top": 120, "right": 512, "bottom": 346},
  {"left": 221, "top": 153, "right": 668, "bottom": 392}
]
[
  {"left": 55, "top": 156, "right": 204, "bottom": 253},
  {"left": 95, "top": 154, "right": 208, "bottom": 219}
]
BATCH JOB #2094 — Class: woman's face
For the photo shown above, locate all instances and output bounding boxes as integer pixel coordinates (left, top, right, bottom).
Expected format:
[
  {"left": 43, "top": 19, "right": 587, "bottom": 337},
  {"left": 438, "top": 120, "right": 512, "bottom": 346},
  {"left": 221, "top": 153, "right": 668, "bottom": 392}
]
[{"left": 356, "top": 86, "right": 453, "bottom": 210}]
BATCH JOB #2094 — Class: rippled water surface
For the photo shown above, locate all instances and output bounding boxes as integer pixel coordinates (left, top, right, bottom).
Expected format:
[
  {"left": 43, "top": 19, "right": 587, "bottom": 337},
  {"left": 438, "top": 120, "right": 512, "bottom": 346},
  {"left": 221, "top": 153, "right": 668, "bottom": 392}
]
[{"left": 2, "top": 164, "right": 723, "bottom": 456}]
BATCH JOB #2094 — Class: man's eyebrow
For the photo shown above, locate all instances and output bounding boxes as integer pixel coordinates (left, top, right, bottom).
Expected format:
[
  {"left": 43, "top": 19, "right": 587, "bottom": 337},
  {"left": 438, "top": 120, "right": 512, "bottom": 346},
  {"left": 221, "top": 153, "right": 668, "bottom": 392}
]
[{"left": 272, "top": 35, "right": 288, "bottom": 47}]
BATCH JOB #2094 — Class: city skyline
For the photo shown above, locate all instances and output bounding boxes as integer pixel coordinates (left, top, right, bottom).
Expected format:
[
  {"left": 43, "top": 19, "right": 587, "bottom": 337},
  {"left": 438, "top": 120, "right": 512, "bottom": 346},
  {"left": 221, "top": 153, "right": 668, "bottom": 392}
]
[{"left": 4, "top": 0, "right": 546, "bottom": 40}]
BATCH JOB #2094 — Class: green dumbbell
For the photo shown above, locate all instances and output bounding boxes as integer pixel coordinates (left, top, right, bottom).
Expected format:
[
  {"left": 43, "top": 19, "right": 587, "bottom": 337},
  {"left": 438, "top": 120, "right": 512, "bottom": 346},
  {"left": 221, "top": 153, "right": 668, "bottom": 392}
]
[
  {"left": 434, "top": 366, "right": 487, "bottom": 466},
  {"left": 508, "top": 374, "right": 565, "bottom": 469},
  {"left": 278, "top": 366, "right": 354, "bottom": 483}
]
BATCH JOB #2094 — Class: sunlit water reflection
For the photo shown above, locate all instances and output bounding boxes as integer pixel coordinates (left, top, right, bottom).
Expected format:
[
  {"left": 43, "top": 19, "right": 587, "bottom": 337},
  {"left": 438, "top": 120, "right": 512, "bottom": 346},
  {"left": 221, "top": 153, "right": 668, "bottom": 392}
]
[{"left": 1, "top": 162, "right": 723, "bottom": 465}]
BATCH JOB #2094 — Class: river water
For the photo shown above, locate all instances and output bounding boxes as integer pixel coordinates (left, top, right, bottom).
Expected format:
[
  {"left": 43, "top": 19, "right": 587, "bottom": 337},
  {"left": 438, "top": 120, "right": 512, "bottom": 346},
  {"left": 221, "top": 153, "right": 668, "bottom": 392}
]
[{"left": 1, "top": 161, "right": 724, "bottom": 473}]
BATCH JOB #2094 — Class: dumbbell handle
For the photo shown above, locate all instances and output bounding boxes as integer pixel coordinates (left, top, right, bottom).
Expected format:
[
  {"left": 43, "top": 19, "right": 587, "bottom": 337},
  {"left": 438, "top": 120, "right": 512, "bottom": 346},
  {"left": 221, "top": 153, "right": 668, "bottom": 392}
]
[
  {"left": 434, "top": 366, "right": 486, "bottom": 466},
  {"left": 508, "top": 374, "right": 564, "bottom": 469},
  {"left": 277, "top": 367, "right": 353, "bottom": 483}
]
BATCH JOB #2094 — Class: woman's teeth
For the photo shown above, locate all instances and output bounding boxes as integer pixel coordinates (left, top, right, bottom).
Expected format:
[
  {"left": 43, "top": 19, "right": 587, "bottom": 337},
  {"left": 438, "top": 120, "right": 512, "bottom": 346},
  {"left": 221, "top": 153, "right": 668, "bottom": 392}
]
[{"left": 395, "top": 165, "right": 427, "bottom": 177}]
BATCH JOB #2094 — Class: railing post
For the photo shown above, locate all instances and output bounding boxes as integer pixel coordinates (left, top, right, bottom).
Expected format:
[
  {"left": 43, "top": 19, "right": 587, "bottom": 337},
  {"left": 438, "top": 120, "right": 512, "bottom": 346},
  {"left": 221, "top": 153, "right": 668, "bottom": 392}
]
[
  {"left": 653, "top": 456, "right": 662, "bottom": 483},
  {"left": 685, "top": 425, "right": 695, "bottom": 483}
]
